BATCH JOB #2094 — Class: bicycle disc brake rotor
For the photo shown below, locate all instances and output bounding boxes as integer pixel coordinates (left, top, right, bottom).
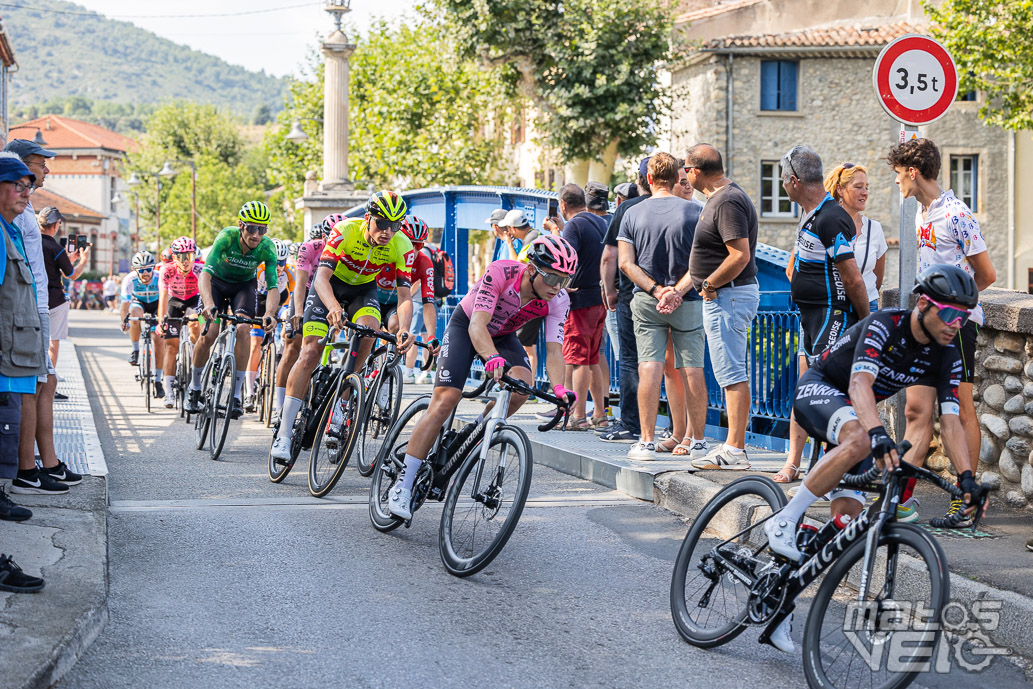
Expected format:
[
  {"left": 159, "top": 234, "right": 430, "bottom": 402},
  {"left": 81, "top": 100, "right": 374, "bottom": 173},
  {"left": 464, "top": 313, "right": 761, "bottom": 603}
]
[{"left": 748, "top": 569, "right": 787, "bottom": 625}]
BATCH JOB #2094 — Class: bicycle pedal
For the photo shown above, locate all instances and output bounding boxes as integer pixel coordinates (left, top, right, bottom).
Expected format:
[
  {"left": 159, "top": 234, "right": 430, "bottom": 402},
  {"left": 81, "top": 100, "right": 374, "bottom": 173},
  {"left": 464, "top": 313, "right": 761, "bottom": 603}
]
[{"left": 403, "top": 518, "right": 412, "bottom": 528}]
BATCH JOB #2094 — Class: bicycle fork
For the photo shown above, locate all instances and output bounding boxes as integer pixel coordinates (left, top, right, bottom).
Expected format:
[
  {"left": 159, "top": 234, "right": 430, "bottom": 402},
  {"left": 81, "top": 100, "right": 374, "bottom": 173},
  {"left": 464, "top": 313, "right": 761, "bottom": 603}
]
[{"left": 467, "top": 388, "right": 512, "bottom": 506}]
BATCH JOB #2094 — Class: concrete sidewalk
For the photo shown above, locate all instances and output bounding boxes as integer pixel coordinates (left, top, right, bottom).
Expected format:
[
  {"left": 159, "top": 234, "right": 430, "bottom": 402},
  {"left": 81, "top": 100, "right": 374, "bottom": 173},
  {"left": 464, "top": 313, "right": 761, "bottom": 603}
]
[
  {"left": 494, "top": 395, "right": 1033, "bottom": 666},
  {"left": 1, "top": 343, "right": 109, "bottom": 689}
]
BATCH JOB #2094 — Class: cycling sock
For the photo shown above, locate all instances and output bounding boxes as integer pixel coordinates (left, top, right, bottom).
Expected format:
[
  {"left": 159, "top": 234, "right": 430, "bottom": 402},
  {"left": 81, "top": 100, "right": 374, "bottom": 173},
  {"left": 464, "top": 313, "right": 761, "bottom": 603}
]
[
  {"left": 190, "top": 366, "right": 204, "bottom": 391},
  {"left": 278, "top": 396, "right": 304, "bottom": 439},
  {"left": 401, "top": 454, "right": 423, "bottom": 492},
  {"left": 164, "top": 375, "right": 175, "bottom": 392},
  {"left": 246, "top": 370, "right": 258, "bottom": 394},
  {"left": 233, "top": 371, "right": 246, "bottom": 400},
  {"left": 132, "top": 341, "right": 140, "bottom": 351},
  {"left": 901, "top": 478, "right": 917, "bottom": 504},
  {"left": 274, "top": 386, "right": 286, "bottom": 412},
  {"left": 778, "top": 484, "right": 820, "bottom": 527}
]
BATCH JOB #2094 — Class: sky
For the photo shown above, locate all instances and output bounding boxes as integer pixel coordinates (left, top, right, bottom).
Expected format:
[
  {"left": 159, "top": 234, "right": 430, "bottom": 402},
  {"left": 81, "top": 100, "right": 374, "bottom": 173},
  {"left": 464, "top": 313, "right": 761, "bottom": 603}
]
[{"left": 73, "top": 0, "right": 418, "bottom": 78}]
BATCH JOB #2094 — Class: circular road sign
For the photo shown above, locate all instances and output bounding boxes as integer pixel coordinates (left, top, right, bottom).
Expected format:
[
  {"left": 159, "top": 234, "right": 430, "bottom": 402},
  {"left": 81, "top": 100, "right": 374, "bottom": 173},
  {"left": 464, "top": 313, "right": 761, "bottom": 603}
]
[{"left": 873, "top": 34, "right": 958, "bottom": 126}]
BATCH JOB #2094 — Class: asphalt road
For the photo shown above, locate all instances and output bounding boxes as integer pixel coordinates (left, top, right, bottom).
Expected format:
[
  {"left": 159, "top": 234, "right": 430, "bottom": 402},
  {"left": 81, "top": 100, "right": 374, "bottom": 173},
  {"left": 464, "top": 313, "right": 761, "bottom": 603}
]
[{"left": 57, "top": 310, "right": 1031, "bottom": 688}]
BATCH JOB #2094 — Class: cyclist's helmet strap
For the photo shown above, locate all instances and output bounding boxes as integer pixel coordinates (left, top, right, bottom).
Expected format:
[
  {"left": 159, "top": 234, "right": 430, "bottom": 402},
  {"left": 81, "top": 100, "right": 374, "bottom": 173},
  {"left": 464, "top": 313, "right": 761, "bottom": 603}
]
[
  {"left": 914, "top": 264, "right": 979, "bottom": 309},
  {"left": 366, "top": 190, "right": 407, "bottom": 222}
]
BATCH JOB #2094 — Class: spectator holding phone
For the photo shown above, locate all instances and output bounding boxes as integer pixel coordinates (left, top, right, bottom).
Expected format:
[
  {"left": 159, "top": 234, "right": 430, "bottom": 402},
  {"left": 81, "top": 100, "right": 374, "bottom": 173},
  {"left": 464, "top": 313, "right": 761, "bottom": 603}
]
[{"left": 38, "top": 207, "right": 88, "bottom": 368}]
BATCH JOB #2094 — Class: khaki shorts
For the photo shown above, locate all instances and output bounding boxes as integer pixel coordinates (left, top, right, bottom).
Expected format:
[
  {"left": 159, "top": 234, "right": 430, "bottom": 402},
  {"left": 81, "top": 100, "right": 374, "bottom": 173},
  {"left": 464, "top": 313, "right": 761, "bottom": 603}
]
[
  {"left": 50, "top": 301, "right": 70, "bottom": 340},
  {"left": 630, "top": 291, "right": 704, "bottom": 368}
]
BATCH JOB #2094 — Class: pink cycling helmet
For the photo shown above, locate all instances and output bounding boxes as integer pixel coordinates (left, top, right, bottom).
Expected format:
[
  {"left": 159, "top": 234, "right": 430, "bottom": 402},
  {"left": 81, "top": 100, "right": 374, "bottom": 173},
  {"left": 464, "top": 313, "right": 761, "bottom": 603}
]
[
  {"left": 170, "top": 236, "right": 196, "bottom": 254},
  {"left": 400, "top": 215, "right": 430, "bottom": 246},
  {"left": 527, "top": 234, "right": 578, "bottom": 275},
  {"left": 320, "top": 213, "right": 348, "bottom": 237}
]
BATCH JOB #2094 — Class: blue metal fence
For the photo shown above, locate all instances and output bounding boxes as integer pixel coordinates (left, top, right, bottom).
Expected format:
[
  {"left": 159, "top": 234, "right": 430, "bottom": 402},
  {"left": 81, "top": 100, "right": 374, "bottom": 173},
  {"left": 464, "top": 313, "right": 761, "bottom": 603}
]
[{"left": 345, "top": 186, "right": 801, "bottom": 450}]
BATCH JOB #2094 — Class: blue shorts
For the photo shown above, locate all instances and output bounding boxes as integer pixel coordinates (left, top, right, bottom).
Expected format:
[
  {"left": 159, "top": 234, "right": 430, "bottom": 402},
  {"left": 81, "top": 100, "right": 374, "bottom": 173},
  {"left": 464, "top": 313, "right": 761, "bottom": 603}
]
[{"left": 702, "top": 284, "right": 759, "bottom": 388}]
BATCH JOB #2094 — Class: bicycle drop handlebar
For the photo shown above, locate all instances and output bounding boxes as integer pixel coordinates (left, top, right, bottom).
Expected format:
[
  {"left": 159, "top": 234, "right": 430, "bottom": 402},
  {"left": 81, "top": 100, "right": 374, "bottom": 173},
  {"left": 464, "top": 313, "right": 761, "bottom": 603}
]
[
  {"left": 200, "top": 312, "right": 265, "bottom": 337},
  {"left": 320, "top": 321, "right": 436, "bottom": 369},
  {"left": 462, "top": 370, "right": 572, "bottom": 432}
]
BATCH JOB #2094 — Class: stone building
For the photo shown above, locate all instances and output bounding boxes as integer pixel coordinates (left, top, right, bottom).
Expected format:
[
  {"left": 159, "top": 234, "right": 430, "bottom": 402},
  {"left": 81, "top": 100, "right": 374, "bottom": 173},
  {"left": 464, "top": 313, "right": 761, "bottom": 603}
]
[
  {"left": 669, "top": 0, "right": 1033, "bottom": 292},
  {"left": 8, "top": 115, "right": 136, "bottom": 273},
  {"left": 0, "top": 17, "right": 15, "bottom": 142}
]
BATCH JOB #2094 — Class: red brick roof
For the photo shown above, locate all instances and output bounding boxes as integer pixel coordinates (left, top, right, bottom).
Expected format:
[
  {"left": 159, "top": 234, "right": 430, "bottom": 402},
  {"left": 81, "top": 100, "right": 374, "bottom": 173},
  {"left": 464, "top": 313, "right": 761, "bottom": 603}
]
[
  {"left": 31, "top": 188, "right": 104, "bottom": 221},
  {"left": 9, "top": 115, "right": 137, "bottom": 153},
  {"left": 705, "top": 21, "right": 920, "bottom": 51}
]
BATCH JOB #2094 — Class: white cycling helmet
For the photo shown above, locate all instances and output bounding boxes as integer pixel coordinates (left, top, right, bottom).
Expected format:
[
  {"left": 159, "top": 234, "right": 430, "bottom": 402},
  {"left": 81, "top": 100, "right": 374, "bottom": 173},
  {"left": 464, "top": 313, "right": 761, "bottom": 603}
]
[
  {"left": 273, "top": 239, "right": 290, "bottom": 262},
  {"left": 132, "top": 250, "right": 156, "bottom": 270}
]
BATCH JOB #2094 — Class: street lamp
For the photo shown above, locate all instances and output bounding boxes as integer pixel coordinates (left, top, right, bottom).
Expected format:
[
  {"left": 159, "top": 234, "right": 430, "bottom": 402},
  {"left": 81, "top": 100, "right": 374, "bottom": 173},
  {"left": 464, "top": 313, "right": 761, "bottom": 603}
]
[
  {"left": 285, "top": 116, "right": 323, "bottom": 144},
  {"left": 160, "top": 159, "right": 198, "bottom": 244},
  {"left": 127, "top": 167, "right": 166, "bottom": 252},
  {"left": 325, "top": 0, "right": 352, "bottom": 32},
  {"left": 33, "top": 129, "right": 48, "bottom": 146}
]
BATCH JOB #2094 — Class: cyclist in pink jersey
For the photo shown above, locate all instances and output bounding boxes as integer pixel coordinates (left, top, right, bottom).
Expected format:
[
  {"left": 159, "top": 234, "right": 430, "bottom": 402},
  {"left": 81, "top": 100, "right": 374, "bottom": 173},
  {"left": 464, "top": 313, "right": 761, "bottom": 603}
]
[
  {"left": 270, "top": 218, "right": 334, "bottom": 420},
  {"left": 157, "top": 237, "right": 203, "bottom": 408},
  {"left": 385, "top": 235, "right": 580, "bottom": 520}
]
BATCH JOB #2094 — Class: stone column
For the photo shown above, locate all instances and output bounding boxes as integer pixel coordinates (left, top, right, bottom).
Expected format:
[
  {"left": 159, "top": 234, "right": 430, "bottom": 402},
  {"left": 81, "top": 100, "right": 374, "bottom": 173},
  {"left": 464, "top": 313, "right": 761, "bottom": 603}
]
[{"left": 321, "top": 30, "right": 355, "bottom": 191}]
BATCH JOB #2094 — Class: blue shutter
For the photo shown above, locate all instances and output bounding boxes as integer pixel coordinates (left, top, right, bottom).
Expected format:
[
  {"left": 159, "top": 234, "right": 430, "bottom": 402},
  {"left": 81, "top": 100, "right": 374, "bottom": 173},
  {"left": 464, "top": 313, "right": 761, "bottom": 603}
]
[
  {"left": 779, "top": 61, "right": 798, "bottom": 111},
  {"left": 761, "top": 61, "right": 778, "bottom": 110}
]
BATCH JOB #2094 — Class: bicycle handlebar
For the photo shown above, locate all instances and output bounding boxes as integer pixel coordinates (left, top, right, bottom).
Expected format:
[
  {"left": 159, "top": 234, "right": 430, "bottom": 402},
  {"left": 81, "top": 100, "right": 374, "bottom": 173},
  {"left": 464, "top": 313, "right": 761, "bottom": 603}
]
[{"left": 461, "top": 370, "right": 572, "bottom": 432}]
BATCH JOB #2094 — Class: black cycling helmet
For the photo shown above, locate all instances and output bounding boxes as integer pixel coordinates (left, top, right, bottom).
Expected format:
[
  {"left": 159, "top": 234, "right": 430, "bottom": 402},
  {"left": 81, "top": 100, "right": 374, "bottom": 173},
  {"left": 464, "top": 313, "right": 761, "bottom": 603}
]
[{"left": 913, "top": 264, "right": 978, "bottom": 309}]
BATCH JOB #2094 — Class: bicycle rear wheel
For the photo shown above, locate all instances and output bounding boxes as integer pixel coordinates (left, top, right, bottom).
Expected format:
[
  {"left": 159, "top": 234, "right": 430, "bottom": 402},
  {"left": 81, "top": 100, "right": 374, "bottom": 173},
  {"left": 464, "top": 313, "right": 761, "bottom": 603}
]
[
  {"left": 308, "top": 373, "right": 365, "bottom": 498},
  {"left": 261, "top": 344, "right": 276, "bottom": 427},
  {"left": 142, "top": 339, "right": 152, "bottom": 413},
  {"left": 208, "top": 356, "right": 236, "bottom": 461},
  {"left": 802, "top": 522, "right": 949, "bottom": 689},
  {"left": 368, "top": 395, "right": 431, "bottom": 532},
  {"left": 439, "top": 426, "right": 532, "bottom": 577},
  {"left": 357, "top": 365, "right": 402, "bottom": 477},
  {"left": 177, "top": 339, "right": 190, "bottom": 419},
  {"left": 670, "top": 476, "right": 787, "bottom": 648}
]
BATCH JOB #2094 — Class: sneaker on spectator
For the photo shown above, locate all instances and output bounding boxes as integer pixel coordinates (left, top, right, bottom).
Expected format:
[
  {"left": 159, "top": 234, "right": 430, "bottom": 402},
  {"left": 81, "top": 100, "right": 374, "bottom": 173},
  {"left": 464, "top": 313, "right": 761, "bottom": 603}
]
[
  {"left": 415, "top": 371, "right": 431, "bottom": 385},
  {"left": 402, "top": 373, "right": 416, "bottom": 384},
  {"left": 690, "top": 446, "right": 751, "bottom": 471},
  {"left": 0, "top": 554, "right": 45, "bottom": 593},
  {"left": 43, "top": 461, "right": 83, "bottom": 486},
  {"left": 0, "top": 486, "right": 31, "bottom": 521},
  {"left": 11, "top": 468, "right": 70, "bottom": 495},
  {"left": 686, "top": 440, "right": 709, "bottom": 458},
  {"left": 1026, "top": 537, "right": 1033, "bottom": 553},
  {"left": 599, "top": 423, "right": 637, "bottom": 443},
  {"left": 628, "top": 441, "right": 656, "bottom": 461},
  {"left": 54, "top": 391, "right": 69, "bottom": 401},
  {"left": 658, "top": 428, "right": 673, "bottom": 441}
]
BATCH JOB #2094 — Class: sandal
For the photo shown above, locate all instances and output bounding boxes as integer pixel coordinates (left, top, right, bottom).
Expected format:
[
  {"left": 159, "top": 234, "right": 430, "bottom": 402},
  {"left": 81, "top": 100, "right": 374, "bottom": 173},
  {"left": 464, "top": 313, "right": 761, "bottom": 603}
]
[
  {"left": 773, "top": 463, "right": 801, "bottom": 483},
  {"left": 672, "top": 438, "right": 694, "bottom": 456},
  {"left": 587, "top": 416, "right": 610, "bottom": 430},
  {"left": 566, "top": 417, "right": 590, "bottom": 431},
  {"left": 655, "top": 437, "right": 680, "bottom": 453}
]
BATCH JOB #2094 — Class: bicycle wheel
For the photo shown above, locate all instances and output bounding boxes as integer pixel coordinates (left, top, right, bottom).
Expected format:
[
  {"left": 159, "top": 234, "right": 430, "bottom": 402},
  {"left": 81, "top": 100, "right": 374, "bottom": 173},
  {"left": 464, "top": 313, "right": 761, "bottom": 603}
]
[
  {"left": 369, "top": 395, "right": 431, "bottom": 532},
  {"left": 177, "top": 339, "right": 191, "bottom": 419},
  {"left": 308, "top": 373, "right": 365, "bottom": 497},
  {"left": 670, "top": 476, "right": 787, "bottom": 648},
  {"left": 357, "top": 366, "right": 403, "bottom": 477},
  {"left": 802, "top": 522, "right": 949, "bottom": 689},
  {"left": 208, "top": 356, "right": 236, "bottom": 461},
  {"left": 142, "top": 338, "right": 152, "bottom": 413},
  {"left": 439, "top": 426, "right": 533, "bottom": 577},
  {"left": 261, "top": 345, "right": 276, "bottom": 427}
]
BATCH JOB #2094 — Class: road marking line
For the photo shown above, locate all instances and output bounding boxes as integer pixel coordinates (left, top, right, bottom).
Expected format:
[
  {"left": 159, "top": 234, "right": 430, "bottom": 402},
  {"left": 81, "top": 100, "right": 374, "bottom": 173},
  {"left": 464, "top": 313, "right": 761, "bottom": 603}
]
[{"left": 108, "top": 494, "right": 642, "bottom": 512}]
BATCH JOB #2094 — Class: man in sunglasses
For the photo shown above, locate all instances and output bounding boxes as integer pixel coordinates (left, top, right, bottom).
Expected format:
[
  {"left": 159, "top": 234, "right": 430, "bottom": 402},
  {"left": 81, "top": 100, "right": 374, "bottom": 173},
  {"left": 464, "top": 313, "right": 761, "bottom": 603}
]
[
  {"left": 760, "top": 264, "right": 984, "bottom": 654},
  {"left": 271, "top": 190, "right": 419, "bottom": 462},
  {"left": 381, "top": 234, "right": 577, "bottom": 520},
  {"left": 187, "top": 201, "right": 280, "bottom": 418},
  {"left": 120, "top": 251, "right": 164, "bottom": 393}
]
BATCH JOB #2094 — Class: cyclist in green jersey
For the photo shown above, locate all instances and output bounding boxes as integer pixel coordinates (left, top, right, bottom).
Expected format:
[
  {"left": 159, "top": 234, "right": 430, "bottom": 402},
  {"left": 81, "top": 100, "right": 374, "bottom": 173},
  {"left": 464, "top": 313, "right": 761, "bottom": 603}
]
[
  {"left": 270, "top": 190, "right": 420, "bottom": 460},
  {"left": 186, "top": 201, "right": 280, "bottom": 418}
]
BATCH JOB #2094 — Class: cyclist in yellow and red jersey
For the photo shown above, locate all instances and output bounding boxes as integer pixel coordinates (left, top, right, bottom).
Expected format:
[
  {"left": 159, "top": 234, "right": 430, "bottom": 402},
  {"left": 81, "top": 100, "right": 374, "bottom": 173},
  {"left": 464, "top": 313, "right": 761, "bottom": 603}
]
[
  {"left": 270, "top": 191, "right": 419, "bottom": 461},
  {"left": 244, "top": 238, "right": 296, "bottom": 409}
]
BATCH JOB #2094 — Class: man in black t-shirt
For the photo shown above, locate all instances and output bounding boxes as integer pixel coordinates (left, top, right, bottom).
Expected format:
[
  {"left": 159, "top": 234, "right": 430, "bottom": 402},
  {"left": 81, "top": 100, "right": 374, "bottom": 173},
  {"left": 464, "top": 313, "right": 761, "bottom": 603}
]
[
  {"left": 38, "top": 207, "right": 88, "bottom": 367},
  {"left": 599, "top": 157, "right": 652, "bottom": 442}
]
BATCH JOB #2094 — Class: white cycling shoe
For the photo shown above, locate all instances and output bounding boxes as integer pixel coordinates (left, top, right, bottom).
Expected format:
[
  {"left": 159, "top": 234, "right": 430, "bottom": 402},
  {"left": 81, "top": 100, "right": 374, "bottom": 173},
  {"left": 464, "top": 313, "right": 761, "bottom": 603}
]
[
  {"left": 164, "top": 394, "right": 175, "bottom": 409},
  {"left": 769, "top": 614, "right": 795, "bottom": 654},
  {"left": 388, "top": 480, "right": 413, "bottom": 520},
  {"left": 765, "top": 516, "right": 804, "bottom": 563},
  {"left": 270, "top": 435, "right": 292, "bottom": 461}
]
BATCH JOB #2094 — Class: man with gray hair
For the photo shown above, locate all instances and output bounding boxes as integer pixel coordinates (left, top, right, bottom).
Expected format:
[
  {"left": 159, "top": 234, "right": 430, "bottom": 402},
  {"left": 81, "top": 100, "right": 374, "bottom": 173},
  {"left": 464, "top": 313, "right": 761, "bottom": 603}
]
[{"left": 783, "top": 145, "right": 869, "bottom": 357}]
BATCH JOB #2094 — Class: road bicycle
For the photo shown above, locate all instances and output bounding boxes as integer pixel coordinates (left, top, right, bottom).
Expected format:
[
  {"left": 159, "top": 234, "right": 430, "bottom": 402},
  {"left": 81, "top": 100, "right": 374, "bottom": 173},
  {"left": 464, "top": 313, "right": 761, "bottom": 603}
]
[
  {"left": 127, "top": 314, "right": 159, "bottom": 414},
  {"left": 175, "top": 316, "right": 198, "bottom": 419},
  {"left": 354, "top": 331, "right": 434, "bottom": 477},
  {"left": 193, "top": 313, "right": 262, "bottom": 461},
  {"left": 369, "top": 371, "right": 571, "bottom": 578},
  {"left": 669, "top": 439, "right": 991, "bottom": 689},
  {"left": 253, "top": 329, "right": 279, "bottom": 427}
]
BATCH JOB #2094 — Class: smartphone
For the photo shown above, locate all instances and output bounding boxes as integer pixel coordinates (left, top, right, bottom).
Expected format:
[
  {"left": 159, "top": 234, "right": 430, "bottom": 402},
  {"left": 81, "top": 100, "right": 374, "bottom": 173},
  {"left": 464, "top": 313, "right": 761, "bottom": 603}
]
[
  {"left": 67, "top": 233, "right": 77, "bottom": 249},
  {"left": 76, "top": 235, "right": 89, "bottom": 251},
  {"left": 59, "top": 237, "right": 67, "bottom": 248}
]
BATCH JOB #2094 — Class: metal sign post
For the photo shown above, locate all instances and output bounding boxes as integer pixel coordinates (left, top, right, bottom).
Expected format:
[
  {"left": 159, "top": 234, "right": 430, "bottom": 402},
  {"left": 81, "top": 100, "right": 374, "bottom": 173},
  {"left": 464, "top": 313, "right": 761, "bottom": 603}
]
[{"left": 898, "top": 124, "right": 919, "bottom": 309}]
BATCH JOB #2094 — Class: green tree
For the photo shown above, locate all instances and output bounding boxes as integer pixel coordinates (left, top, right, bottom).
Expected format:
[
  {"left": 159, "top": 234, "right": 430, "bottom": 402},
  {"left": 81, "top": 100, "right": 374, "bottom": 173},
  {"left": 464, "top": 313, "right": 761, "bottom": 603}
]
[
  {"left": 128, "top": 103, "right": 265, "bottom": 248},
  {"left": 926, "top": 0, "right": 1033, "bottom": 130},
  {"left": 252, "top": 103, "right": 273, "bottom": 126},
  {"left": 430, "top": 0, "right": 674, "bottom": 165}
]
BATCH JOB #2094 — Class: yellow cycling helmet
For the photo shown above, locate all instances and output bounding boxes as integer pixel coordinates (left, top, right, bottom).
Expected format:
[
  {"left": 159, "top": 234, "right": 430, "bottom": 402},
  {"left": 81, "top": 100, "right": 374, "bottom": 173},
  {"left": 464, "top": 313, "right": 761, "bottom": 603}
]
[
  {"left": 366, "top": 190, "right": 407, "bottom": 223},
  {"left": 238, "top": 201, "right": 271, "bottom": 225}
]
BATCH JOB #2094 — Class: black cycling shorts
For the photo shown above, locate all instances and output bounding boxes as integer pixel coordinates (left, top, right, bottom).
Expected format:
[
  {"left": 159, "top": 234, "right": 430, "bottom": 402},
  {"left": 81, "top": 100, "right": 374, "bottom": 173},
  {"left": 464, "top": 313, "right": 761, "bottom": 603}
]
[
  {"left": 210, "top": 275, "right": 258, "bottom": 318},
  {"left": 799, "top": 305, "right": 856, "bottom": 358},
  {"left": 129, "top": 299, "right": 160, "bottom": 317},
  {"left": 912, "top": 319, "right": 977, "bottom": 387},
  {"left": 378, "top": 300, "right": 398, "bottom": 326},
  {"left": 161, "top": 294, "right": 201, "bottom": 339},
  {"left": 435, "top": 307, "right": 531, "bottom": 390},
  {"left": 301, "top": 280, "right": 380, "bottom": 338}
]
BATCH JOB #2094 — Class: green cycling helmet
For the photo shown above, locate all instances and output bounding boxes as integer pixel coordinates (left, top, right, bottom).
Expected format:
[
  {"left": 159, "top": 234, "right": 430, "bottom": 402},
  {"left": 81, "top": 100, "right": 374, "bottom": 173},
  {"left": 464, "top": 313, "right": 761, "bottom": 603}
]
[{"left": 238, "top": 201, "right": 271, "bottom": 225}]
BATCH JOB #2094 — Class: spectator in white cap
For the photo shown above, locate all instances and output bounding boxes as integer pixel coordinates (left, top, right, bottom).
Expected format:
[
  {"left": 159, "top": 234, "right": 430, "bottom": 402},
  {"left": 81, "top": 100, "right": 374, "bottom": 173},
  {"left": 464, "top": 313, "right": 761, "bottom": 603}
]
[{"left": 498, "top": 208, "right": 539, "bottom": 262}]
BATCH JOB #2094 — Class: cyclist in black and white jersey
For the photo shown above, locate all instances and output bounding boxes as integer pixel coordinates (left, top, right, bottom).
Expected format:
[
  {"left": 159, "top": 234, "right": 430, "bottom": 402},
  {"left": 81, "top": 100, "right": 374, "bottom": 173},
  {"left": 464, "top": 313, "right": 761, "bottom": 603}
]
[{"left": 761, "top": 264, "right": 984, "bottom": 654}]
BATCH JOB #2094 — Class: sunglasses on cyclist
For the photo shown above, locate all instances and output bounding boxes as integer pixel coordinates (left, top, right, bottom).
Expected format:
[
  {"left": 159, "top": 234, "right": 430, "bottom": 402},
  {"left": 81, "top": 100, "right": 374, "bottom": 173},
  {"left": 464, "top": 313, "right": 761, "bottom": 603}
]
[
  {"left": 277, "top": 259, "right": 287, "bottom": 267},
  {"left": 372, "top": 216, "right": 401, "bottom": 232},
  {"left": 924, "top": 296, "right": 972, "bottom": 327},
  {"left": 136, "top": 267, "right": 154, "bottom": 275},
  {"left": 532, "top": 263, "right": 572, "bottom": 289},
  {"left": 242, "top": 223, "right": 268, "bottom": 235}
]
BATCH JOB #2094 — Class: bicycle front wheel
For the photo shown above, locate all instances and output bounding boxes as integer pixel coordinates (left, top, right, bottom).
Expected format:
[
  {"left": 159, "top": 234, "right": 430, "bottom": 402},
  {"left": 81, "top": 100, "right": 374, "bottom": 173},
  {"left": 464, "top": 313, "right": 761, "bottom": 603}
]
[
  {"left": 177, "top": 339, "right": 190, "bottom": 419},
  {"left": 261, "top": 345, "right": 276, "bottom": 427},
  {"left": 439, "top": 426, "right": 532, "bottom": 578},
  {"left": 670, "top": 476, "right": 787, "bottom": 649},
  {"left": 142, "top": 340, "right": 152, "bottom": 413},
  {"left": 802, "top": 522, "right": 949, "bottom": 689},
  {"left": 208, "top": 356, "right": 236, "bottom": 461},
  {"left": 308, "top": 373, "right": 364, "bottom": 498},
  {"left": 368, "top": 396, "right": 431, "bottom": 533},
  {"left": 357, "top": 365, "right": 402, "bottom": 477}
]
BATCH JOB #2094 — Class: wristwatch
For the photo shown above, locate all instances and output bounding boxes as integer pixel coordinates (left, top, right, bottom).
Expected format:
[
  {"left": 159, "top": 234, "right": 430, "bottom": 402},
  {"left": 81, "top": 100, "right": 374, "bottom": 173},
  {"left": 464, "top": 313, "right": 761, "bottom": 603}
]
[
  {"left": 702, "top": 279, "right": 714, "bottom": 293},
  {"left": 648, "top": 283, "right": 659, "bottom": 297}
]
